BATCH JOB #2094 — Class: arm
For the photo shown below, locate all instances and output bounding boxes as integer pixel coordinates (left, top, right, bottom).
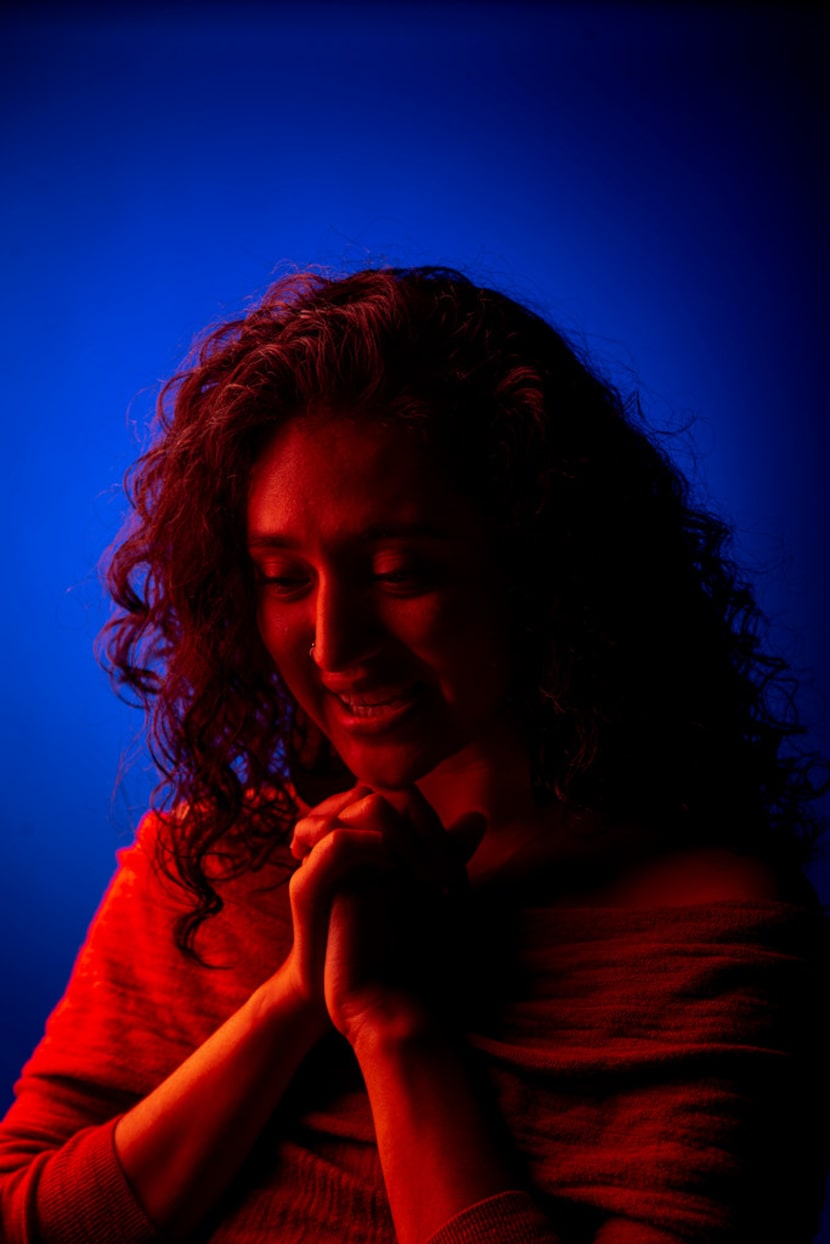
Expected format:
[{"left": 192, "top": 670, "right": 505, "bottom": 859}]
[
  {"left": 115, "top": 787, "right": 496, "bottom": 1240},
  {"left": 352, "top": 1010, "right": 560, "bottom": 1244},
  {"left": 0, "top": 805, "right": 346, "bottom": 1244},
  {"left": 113, "top": 956, "right": 326, "bottom": 1239},
  {"left": 1, "top": 960, "right": 325, "bottom": 1244},
  {"left": 1, "top": 787, "right": 450, "bottom": 1243}
]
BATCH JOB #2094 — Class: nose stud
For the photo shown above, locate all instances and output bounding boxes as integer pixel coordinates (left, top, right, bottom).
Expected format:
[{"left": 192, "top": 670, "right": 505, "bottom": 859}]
[{"left": 309, "top": 641, "right": 316, "bottom": 658}]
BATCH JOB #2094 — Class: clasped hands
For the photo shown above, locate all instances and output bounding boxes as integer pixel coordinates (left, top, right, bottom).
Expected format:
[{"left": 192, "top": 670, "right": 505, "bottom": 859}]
[{"left": 285, "top": 784, "right": 486, "bottom": 1047}]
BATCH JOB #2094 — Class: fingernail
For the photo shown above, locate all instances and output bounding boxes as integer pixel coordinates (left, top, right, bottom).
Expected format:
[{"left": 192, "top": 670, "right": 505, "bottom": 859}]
[{"left": 340, "top": 793, "right": 381, "bottom": 822}]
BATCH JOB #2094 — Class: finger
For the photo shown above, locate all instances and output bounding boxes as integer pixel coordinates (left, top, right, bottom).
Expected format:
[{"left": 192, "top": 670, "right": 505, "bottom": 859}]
[
  {"left": 445, "top": 811, "right": 488, "bottom": 865},
  {"left": 373, "top": 786, "right": 481, "bottom": 892},
  {"left": 288, "top": 824, "right": 393, "bottom": 1003},
  {"left": 336, "top": 791, "right": 387, "bottom": 826},
  {"left": 375, "top": 784, "right": 447, "bottom": 852},
  {"left": 338, "top": 793, "right": 430, "bottom": 880},
  {"left": 292, "top": 813, "right": 342, "bottom": 859},
  {"left": 290, "top": 827, "right": 397, "bottom": 916},
  {"left": 306, "top": 784, "right": 373, "bottom": 820},
  {"left": 291, "top": 785, "right": 373, "bottom": 859},
  {"left": 292, "top": 791, "right": 390, "bottom": 862}
]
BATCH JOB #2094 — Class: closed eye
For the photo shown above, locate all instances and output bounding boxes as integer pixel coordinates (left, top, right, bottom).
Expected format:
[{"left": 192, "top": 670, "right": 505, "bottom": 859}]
[
  {"left": 375, "top": 569, "right": 415, "bottom": 584},
  {"left": 255, "top": 567, "right": 312, "bottom": 596},
  {"left": 372, "top": 564, "right": 437, "bottom": 595}
]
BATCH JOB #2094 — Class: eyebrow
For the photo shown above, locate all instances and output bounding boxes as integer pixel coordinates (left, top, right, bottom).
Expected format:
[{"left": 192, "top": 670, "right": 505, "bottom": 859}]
[{"left": 247, "top": 522, "right": 452, "bottom": 550}]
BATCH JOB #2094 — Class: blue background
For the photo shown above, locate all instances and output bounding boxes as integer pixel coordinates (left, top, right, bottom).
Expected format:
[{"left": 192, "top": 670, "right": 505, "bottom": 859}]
[{"left": 2, "top": 2, "right": 828, "bottom": 1228}]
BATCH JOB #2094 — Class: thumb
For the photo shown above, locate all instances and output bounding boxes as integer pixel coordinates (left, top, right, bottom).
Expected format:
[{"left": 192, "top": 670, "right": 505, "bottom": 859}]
[{"left": 445, "top": 811, "right": 487, "bottom": 866}]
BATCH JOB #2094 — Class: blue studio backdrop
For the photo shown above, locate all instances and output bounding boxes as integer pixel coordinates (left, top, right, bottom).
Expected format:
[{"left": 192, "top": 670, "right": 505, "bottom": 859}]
[{"left": 2, "top": 5, "right": 828, "bottom": 1224}]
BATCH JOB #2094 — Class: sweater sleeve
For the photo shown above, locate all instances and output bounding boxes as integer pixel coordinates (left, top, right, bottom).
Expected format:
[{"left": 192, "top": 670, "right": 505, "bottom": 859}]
[
  {"left": 0, "top": 1119, "right": 159, "bottom": 1244},
  {"left": 0, "top": 813, "right": 203, "bottom": 1243},
  {"left": 425, "top": 1191, "right": 562, "bottom": 1244}
]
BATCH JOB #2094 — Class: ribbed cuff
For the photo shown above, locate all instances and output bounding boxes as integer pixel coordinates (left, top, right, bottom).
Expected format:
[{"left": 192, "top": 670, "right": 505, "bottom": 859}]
[
  {"left": 36, "top": 1118, "right": 161, "bottom": 1243},
  {"left": 426, "top": 1190, "right": 562, "bottom": 1244}
]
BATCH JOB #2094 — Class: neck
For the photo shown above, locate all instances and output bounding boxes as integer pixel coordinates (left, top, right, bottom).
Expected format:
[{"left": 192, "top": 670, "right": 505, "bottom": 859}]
[{"left": 415, "top": 720, "right": 563, "bottom": 882}]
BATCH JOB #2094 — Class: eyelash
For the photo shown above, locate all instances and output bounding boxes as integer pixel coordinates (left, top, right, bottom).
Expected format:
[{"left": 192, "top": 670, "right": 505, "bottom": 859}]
[
  {"left": 255, "top": 563, "right": 431, "bottom": 596},
  {"left": 259, "top": 572, "right": 308, "bottom": 587},
  {"left": 374, "top": 568, "right": 419, "bottom": 586},
  {"left": 257, "top": 572, "right": 311, "bottom": 598}
]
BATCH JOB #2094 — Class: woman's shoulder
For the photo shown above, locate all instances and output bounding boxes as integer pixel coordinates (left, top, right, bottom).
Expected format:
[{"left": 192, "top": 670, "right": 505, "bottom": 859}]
[
  {"left": 606, "top": 843, "right": 817, "bottom": 910},
  {"left": 490, "top": 808, "right": 825, "bottom": 921},
  {"left": 507, "top": 839, "right": 827, "bottom": 990}
]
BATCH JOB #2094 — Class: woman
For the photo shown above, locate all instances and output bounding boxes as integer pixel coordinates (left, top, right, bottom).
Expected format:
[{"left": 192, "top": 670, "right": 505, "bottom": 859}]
[{"left": 0, "top": 266, "right": 827, "bottom": 1243}]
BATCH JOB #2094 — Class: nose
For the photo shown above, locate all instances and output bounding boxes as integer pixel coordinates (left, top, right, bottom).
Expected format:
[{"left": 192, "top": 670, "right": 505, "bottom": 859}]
[{"left": 309, "top": 574, "right": 382, "bottom": 674}]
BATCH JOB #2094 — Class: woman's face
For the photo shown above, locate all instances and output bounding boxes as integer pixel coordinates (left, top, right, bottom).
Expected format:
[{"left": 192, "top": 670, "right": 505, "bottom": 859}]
[{"left": 247, "top": 411, "right": 513, "bottom": 790}]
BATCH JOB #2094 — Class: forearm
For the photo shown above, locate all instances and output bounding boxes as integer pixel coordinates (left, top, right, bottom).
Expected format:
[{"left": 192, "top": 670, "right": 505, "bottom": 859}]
[
  {"left": 351, "top": 1010, "right": 521, "bottom": 1244},
  {"left": 115, "top": 957, "right": 326, "bottom": 1240}
]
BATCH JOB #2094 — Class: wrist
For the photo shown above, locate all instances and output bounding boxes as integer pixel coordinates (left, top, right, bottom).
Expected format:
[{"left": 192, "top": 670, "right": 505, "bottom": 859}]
[
  {"left": 346, "top": 993, "right": 449, "bottom": 1061},
  {"left": 350, "top": 1004, "right": 512, "bottom": 1244},
  {"left": 257, "top": 955, "right": 330, "bottom": 1045}
]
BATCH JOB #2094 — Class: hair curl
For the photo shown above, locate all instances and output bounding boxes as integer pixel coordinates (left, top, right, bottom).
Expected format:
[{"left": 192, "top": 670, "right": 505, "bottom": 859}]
[{"left": 98, "top": 266, "right": 827, "bottom": 955}]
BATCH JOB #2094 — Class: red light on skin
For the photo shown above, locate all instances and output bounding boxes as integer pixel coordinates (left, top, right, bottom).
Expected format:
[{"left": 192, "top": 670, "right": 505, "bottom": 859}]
[
  {"left": 325, "top": 681, "right": 428, "bottom": 734},
  {"left": 247, "top": 411, "right": 516, "bottom": 795}
]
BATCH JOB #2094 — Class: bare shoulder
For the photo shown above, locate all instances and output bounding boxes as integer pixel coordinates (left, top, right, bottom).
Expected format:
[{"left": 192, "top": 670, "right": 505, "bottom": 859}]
[{"left": 610, "top": 845, "right": 788, "bottom": 909}]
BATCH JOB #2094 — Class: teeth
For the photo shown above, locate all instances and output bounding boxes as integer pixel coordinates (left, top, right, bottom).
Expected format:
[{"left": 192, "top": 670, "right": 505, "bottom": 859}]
[{"left": 337, "top": 687, "right": 416, "bottom": 714}]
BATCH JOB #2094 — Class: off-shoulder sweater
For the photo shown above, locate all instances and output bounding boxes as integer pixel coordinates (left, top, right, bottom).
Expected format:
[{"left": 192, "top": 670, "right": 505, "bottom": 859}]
[{"left": 0, "top": 813, "right": 827, "bottom": 1243}]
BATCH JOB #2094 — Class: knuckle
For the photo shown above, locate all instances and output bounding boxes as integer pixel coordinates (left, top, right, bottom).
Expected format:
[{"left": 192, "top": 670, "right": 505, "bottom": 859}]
[
  {"left": 310, "top": 783, "right": 370, "bottom": 818},
  {"left": 338, "top": 793, "right": 379, "bottom": 826},
  {"left": 289, "top": 860, "right": 310, "bottom": 894},
  {"left": 315, "top": 828, "right": 345, "bottom": 860}
]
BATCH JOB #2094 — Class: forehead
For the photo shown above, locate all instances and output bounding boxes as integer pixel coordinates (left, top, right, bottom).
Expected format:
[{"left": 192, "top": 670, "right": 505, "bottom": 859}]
[{"left": 247, "top": 412, "right": 482, "bottom": 540}]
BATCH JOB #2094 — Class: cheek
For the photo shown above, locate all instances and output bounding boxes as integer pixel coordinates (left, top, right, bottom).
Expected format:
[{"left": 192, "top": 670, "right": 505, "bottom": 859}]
[
  {"left": 412, "top": 588, "right": 511, "bottom": 700},
  {"left": 257, "top": 610, "right": 308, "bottom": 696}
]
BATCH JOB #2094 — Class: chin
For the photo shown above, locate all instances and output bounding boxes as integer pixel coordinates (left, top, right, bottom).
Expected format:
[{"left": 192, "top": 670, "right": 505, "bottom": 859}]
[
  {"left": 344, "top": 757, "right": 434, "bottom": 793},
  {"left": 338, "top": 739, "right": 451, "bottom": 793}
]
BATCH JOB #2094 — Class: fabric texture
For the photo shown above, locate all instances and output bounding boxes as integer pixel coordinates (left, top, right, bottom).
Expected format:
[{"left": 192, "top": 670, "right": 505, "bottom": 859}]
[
  {"left": 426, "top": 1190, "right": 562, "bottom": 1244},
  {"left": 1, "top": 811, "right": 827, "bottom": 1243}
]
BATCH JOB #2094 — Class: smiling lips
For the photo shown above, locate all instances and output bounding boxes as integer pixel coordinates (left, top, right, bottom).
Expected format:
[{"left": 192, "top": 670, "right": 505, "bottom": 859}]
[{"left": 327, "top": 682, "right": 425, "bottom": 731}]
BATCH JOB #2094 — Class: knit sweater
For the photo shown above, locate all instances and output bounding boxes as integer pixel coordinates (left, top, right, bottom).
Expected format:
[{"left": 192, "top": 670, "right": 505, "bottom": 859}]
[{"left": 0, "top": 813, "right": 827, "bottom": 1243}]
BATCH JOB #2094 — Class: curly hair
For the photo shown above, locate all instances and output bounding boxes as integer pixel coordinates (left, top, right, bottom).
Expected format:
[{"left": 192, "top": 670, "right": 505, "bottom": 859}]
[{"left": 98, "top": 266, "right": 827, "bottom": 955}]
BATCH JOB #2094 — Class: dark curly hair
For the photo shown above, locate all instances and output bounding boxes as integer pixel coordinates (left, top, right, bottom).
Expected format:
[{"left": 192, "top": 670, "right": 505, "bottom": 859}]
[{"left": 98, "top": 266, "right": 827, "bottom": 955}]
